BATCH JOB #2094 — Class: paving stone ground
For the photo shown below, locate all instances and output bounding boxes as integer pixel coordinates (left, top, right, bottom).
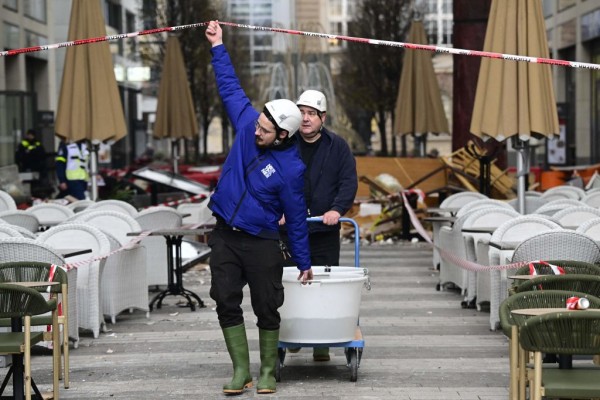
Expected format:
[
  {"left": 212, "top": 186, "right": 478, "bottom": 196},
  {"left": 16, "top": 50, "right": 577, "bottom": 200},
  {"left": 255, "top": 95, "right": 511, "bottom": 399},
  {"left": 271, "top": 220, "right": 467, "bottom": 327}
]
[{"left": 3, "top": 241, "right": 510, "bottom": 399}]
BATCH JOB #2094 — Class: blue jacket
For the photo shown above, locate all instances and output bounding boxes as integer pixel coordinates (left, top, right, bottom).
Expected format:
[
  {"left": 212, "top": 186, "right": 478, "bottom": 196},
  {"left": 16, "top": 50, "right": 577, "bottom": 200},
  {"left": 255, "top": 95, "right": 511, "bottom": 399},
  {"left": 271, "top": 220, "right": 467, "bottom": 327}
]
[
  {"left": 299, "top": 127, "right": 358, "bottom": 233},
  {"left": 208, "top": 44, "right": 311, "bottom": 271}
]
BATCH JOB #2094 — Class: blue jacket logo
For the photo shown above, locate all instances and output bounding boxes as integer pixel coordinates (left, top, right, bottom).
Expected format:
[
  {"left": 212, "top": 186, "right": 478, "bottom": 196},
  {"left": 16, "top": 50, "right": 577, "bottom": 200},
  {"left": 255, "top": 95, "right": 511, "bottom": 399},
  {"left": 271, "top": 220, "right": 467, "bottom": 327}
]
[{"left": 262, "top": 164, "right": 276, "bottom": 178}]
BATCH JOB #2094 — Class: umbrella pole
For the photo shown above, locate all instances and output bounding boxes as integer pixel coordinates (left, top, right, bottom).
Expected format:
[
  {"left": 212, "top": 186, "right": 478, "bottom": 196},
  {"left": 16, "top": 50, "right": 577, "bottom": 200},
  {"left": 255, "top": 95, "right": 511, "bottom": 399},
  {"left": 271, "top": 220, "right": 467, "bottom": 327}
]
[
  {"left": 90, "top": 142, "right": 99, "bottom": 201},
  {"left": 172, "top": 139, "right": 179, "bottom": 174},
  {"left": 512, "top": 138, "right": 529, "bottom": 214}
]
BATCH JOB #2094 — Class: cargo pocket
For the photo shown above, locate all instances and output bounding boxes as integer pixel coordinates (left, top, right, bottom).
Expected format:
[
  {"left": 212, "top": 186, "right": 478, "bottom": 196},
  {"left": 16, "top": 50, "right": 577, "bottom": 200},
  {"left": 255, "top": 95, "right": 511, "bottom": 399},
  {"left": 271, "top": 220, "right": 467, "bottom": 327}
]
[{"left": 270, "top": 281, "right": 285, "bottom": 312}]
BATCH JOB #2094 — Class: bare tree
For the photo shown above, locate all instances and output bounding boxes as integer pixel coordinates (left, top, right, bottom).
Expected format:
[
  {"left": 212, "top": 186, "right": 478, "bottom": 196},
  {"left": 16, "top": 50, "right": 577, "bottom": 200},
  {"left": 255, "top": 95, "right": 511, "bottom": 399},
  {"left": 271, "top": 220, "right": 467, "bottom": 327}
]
[
  {"left": 140, "top": 0, "right": 253, "bottom": 161},
  {"left": 335, "top": 0, "right": 411, "bottom": 156}
]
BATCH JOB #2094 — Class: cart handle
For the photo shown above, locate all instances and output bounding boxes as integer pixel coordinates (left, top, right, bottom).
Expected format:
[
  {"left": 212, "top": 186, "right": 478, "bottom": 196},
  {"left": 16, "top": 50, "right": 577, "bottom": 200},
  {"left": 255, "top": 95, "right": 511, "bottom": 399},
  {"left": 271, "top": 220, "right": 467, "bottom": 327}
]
[{"left": 306, "top": 217, "right": 360, "bottom": 268}]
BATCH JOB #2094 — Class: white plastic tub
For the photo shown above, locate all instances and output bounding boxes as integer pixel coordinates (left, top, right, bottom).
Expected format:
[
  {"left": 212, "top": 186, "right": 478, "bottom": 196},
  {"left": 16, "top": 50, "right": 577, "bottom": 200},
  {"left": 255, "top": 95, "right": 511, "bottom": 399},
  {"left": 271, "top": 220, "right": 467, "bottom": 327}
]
[{"left": 279, "top": 266, "right": 369, "bottom": 343}]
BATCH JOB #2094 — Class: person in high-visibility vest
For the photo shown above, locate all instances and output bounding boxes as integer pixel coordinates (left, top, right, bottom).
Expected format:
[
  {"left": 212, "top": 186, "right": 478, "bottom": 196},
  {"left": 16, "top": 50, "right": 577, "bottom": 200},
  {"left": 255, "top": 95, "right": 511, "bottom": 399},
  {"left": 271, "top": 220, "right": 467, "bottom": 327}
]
[
  {"left": 15, "top": 129, "right": 45, "bottom": 174},
  {"left": 55, "top": 140, "right": 89, "bottom": 200}
]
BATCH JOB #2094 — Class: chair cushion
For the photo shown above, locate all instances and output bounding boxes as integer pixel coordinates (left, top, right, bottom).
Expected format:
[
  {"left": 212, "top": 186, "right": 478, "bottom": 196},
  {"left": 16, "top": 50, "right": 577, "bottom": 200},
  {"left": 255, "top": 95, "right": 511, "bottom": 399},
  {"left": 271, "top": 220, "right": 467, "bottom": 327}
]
[
  {"left": 543, "top": 367, "right": 600, "bottom": 398},
  {"left": 0, "top": 331, "right": 45, "bottom": 353}
]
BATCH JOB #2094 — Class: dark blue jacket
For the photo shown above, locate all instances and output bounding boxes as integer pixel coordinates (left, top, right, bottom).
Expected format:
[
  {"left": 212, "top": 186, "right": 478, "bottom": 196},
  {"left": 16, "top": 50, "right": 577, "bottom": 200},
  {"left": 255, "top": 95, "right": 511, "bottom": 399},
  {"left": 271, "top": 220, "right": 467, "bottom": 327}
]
[
  {"left": 299, "top": 127, "right": 358, "bottom": 233},
  {"left": 208, "top": 44, "right": 311, "bottom": 271}
]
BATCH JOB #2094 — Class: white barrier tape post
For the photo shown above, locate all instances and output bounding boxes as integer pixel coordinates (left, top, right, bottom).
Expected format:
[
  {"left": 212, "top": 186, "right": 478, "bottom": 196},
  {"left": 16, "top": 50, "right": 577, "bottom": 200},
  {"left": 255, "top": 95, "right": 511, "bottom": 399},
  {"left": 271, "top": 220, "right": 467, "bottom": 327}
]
[
  {"left": 400, "top": 191, "right": 531, "bottom": 273},
  {"left": 0, "top": 21, "right": 598, "bottom": 71}
]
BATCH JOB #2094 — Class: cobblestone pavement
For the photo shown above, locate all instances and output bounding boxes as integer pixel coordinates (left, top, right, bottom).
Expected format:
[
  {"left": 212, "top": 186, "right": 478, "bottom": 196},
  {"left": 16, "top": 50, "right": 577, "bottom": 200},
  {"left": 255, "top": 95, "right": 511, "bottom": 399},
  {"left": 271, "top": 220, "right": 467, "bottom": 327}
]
[{"left": 5, "top": 241, "right": 509, "bottom": 399}]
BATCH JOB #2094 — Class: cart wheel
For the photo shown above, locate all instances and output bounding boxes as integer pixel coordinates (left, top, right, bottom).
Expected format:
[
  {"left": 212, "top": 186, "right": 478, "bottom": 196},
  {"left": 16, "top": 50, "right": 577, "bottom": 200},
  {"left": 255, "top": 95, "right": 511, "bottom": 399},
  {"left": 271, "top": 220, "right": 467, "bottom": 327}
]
[
  {"left": 276, "top": 348, "right": 285, "bottom": 382},
  {"left": 348, "top": 348, "right": 358, "bottom": 382}
]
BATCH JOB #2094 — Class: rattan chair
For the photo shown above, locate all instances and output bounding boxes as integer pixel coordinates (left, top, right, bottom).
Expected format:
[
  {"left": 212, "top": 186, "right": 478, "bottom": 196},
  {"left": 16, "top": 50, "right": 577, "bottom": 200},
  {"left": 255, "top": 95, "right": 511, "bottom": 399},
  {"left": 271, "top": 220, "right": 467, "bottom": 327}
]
[
  {"left": 86, "top": 199, "right": 138, "bottom": 217},
  {"left": 0, "top": 225, "right": 23, "bottom": 238},
  {"left": 0, "top": 237, "right": 79, "bottom": 347},
  {"left": 27, "top": 203, "right": 75, "bottom": 227},
  {"left": 37, "top": 223, "right": 110, "bottom": 339},
  {"left": 0, "top": 283, "right": 59, "bottom": 400},
  {"left": 0, "top": 190, "right": 17, "bottom": 211},
  {"left": 0, "top": 261, "right": 71, "bottom": 388},
  {"left": 135, "top": 207, "right": 182, "bottom": 287},
  {"left": 534, "top": 198, "right": 584, "bottom": 216},
  {"left": 429, "top": 192, "right": 487, "bottom": 270},
  {"left": 581, "top": 191, "right": 600, "bottom": 208},
  {"left": 576, "top": 217, "right": 600, "bottom": 241},
  {"left": 514, "top": 274, "right": 600, "bottom": 297},
  {"left": 100, "top": 231, "right": 148, "bottom": 323},
  {"left": 0, "top": 210, "right": 39, "bottom": 232},
  {"left": 540, "top": 185, "right": 586, "bottom": 201},
  {"left": 66, "top": 199, "right": 95, "bottom": 213},
  {"left": 508, "top": 260, "right": 600, "bottom": 295},
  {"left": 519, "top": 311, "right": 600, "bottom": 400},
  {"left": 499, "top": 290, "right": 600, "bottom": 400},
  {"left": 485, "top": 217, "right": 563, "bottom": 330},
  {"left": 507, "top": 196, "right": 548, "bottom": 214},
  {"left": 552, "top": 206, "right": 600, "bottom": 228}
]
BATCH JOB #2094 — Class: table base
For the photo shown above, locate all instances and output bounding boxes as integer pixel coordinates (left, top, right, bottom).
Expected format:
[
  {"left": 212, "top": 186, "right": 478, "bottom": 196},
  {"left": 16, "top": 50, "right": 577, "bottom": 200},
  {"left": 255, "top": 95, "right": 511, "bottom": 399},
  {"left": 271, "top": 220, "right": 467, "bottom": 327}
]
[{"left": 149, "top": 288, "right": 205, "bottom": 312}]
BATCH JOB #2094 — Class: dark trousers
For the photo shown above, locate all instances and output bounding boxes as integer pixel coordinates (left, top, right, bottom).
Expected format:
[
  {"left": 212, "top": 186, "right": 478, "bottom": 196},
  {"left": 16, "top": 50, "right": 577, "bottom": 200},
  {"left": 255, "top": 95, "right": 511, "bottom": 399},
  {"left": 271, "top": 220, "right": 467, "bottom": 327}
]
[
  {"left": 208, "top": 228, "right": 284, "bottom": 330},
  {"left": 66, "top": 180, "right": 87, "bottom": 200},
  {"left": 282, "top": 229, "right": 341, "bottom": 267}
]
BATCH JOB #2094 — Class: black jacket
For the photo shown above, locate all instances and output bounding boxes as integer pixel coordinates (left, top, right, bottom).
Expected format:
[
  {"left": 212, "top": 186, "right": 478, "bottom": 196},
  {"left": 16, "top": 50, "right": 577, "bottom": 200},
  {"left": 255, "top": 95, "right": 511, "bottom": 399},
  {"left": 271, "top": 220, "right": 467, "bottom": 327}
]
[{"left": 298, "top": 127, "right": 358, "bottom": 233}]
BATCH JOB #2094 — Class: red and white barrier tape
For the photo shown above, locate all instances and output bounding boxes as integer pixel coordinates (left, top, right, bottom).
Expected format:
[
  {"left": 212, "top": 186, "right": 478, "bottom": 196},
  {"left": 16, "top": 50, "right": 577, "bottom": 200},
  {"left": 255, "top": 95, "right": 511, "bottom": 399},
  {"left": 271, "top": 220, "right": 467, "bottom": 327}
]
[
  {"left": 1, "top": 21, "right": 599, "bottom": 71},
  {"left": 152, "top": 193, "right": 207, "bottom": 208},
  {"left": 51, "top": 222, "right": 205, "bottom": 272},
  {"left": 401, "top": 191, "right": 532, "bottom": 272}
]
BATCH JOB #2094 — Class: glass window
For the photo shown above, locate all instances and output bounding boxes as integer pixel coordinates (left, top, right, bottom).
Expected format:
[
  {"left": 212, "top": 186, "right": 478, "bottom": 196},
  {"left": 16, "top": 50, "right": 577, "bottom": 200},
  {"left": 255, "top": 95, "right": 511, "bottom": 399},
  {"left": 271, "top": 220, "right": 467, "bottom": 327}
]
[
  {"left": 24, "top": 0, "right": 47, "bottom": 22},
  {"left": 329, "top": 0, "right": 342, "bottom": 16},
  {"left": 24, "top": 30, "right": 47, "bottom": 59},
  {"left": 442, "top": 0, "right": 451, "bottom": 14},
  {"left": 3, "top": 23, "right": 19, "bottom": 49},
  {"left": 105, "top": 1, "right": 122, "bottom": 31},
  {"left": 3, "top": 0, "right": 17, "bottom": 11},
  {"left": 558, "top": 0, "right": 576, "bottom": 11},
  {"left": 542, "top": 0, "right": 553, "bottom": 17},
  {"left": 254, "top": 34, "right": 272, "bottom": 46}
]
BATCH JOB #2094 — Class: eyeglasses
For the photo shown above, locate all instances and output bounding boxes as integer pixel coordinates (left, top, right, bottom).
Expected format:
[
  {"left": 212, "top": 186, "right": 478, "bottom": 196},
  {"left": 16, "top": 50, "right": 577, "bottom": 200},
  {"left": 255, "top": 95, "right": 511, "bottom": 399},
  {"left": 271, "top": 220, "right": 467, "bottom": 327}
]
[
  {"left": 255, "top": 120, "right": 275, "bottom": 135},
  {"left": 300, "top": 110, "right": 319, "bottom": 117}
]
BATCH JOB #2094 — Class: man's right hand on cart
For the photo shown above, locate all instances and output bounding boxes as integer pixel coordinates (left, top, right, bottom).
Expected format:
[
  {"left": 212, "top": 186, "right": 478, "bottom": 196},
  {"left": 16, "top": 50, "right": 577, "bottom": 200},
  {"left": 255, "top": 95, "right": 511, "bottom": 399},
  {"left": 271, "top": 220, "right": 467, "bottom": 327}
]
[{"left": 298, "top": 268, "right": 313, "bottom": 284}]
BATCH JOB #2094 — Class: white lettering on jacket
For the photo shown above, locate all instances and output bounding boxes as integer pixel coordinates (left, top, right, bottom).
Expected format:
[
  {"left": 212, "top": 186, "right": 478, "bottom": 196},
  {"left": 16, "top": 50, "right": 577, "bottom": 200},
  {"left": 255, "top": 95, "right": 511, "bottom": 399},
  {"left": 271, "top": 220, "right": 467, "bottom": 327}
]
[{"left": 261, "top": 164, "right": 276, "bottom": 178}]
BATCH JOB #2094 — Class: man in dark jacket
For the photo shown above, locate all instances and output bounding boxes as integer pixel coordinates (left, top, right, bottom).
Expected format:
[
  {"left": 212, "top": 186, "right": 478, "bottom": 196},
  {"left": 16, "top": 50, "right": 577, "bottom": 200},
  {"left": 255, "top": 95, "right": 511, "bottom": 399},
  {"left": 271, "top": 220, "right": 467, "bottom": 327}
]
[
  {"left": 282, "top": 89, "right": 358, "bottom": 361},
  {"left": 205, "top": 20, "right": 313, "bottom": 395}
]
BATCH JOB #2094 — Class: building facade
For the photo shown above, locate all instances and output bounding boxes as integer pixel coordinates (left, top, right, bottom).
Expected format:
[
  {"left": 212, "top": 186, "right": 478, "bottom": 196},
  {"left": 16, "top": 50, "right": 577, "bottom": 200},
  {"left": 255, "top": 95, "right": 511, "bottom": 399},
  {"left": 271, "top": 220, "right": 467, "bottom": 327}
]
[{"left": 544, "top": 0, "right": 600, "bottom": 165}]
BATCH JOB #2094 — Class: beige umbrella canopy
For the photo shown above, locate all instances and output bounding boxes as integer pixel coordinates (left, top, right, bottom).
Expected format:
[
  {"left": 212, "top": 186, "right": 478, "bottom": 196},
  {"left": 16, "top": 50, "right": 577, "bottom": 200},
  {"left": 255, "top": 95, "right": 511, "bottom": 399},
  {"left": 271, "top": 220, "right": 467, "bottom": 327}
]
[
  {"left": 470, "top": 0, "right": 559, "bottom": 212},
  {"left": 394, "top": 20, "right": 449, "bottom": 156},
  {"left": 153, "top": 36, "right": 198, "bottom": 173},
  {"left": 55, "top": 0, "right": 127, "bottom": 200}
]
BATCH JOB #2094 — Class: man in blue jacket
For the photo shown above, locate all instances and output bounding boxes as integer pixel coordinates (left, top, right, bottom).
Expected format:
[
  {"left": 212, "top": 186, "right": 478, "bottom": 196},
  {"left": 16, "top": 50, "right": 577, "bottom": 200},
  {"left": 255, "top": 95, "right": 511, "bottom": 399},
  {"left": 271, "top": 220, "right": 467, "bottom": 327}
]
[
  {"left": 282, "top": 90, "right": 358, "bottom": 361},
  {"left": 205, "top": 21, "right": 313, "bottom": 395}
]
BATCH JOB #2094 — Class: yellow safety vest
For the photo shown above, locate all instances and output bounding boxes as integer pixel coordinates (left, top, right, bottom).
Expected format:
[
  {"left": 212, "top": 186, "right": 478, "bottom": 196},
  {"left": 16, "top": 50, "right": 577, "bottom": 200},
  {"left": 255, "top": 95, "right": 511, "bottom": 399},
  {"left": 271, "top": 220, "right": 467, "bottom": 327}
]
[{"left": 64, "top": 143, "right": 89, "bottom": 181}]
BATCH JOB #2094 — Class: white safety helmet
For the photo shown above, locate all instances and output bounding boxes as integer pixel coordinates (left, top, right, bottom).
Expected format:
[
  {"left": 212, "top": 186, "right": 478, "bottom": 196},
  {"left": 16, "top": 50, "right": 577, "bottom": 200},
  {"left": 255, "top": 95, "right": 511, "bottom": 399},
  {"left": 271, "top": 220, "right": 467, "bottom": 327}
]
[
  {"left": 263, "top": 99, "right": 302, "bottom": 137},
  {"left": 296, "top": 90, "right": 327, "bottom": 113}
]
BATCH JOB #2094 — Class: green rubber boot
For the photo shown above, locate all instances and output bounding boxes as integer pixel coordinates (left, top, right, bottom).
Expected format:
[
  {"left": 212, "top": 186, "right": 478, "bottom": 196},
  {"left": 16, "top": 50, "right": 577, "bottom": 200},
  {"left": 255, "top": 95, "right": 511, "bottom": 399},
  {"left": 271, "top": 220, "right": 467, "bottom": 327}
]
[
  {"left": 257, "top": 328, "right": 279, "bottom": 394},
  {"left": 222, "top": 324, "right": 253, "bottom": 395}
]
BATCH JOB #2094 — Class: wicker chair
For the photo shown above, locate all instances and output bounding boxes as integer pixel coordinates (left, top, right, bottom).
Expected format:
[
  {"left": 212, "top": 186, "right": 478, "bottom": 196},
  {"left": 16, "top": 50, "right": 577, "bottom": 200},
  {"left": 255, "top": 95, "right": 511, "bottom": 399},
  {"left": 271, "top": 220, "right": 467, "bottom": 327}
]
[
  {"left": 514, "top": 274, "right": 600, "bottom": 297},
  {"left": 540, "top": 185, "right": 586, "bottom": 201},
  {"left": 485, "top": 216, "right": 563, "bottom": 330},
  {"left": 552, "top": 206, "right": 600, "bottom": 228},
  {"left": 0, "top": 210, "right": 39, "bottom": 232},
  {"left": 135, "top": 207, "right": 182, "bottom": 287},
  {"left": 0, "top": 237, "right": 79, "bottom": 347},
  {"left": 499, "top": 290, "right": 600, "bottom": 400},
  {"left": 37, "top": 223, "right": 111, "bottom": 339},
  {"left": 0, "top": 283, "right": 59, "bottom": 400},
  {"left": 455, "top": 207, "right": 519, "bottom": 306},
  {"left": 454, "top": 199, "right": 514, "bottom": 217},
  {"left": 428, "top": 192, "right": 487, "bottom": 270},
  {"left": 0, "top": 261, "right": 71, "bottom": 388},
  {"left": 534, "top": 198, "right": 584, "bottom": 216},
  {"left": 72, "top": 210, "right": 141, "bottom": 246},
  {"left": 66, "top": 199, "right": 95, "bottom": 213},
  {"left": 508, "top": 260, "right": 600, "bottom": 295},
  {"left": 0, "top": 190, "right": 17, "bottom": 211},
  {"left": 507, "top": 196, "right": 548, "bottom": 214},
  {"left": 576, "top": 217, "right": 600, "bottom": 241},
  {"left": 581, "top": 191, "right": 600, "bottom": 208},
  {"left": 100, "top": 231, "right": 148, "bottom": 323},
  {"left": 27, "top": 203, "right": 75, "bottom": 227},
  {"left": 0, "top": 225, "right": 23, "bottom": 238},
  {"left": 86, "top": 199, "right": 138, "bottom": 217},
  {"left": 518, "top": 311, "right": 600, "bottom": 400}
]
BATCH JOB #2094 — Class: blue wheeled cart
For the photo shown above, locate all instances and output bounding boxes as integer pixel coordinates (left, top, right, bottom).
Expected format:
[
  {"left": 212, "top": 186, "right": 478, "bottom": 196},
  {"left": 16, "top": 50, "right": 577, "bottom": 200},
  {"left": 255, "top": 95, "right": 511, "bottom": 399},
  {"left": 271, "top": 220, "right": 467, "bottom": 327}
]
[{"left": 276, "top": 217, "right": 370, "bottom": 382}]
